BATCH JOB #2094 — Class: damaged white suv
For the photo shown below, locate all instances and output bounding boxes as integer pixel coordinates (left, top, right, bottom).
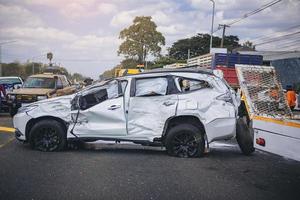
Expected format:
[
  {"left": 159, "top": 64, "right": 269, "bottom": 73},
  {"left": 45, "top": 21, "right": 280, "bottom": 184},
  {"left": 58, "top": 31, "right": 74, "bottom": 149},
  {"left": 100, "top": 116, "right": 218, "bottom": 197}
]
[{"left": 14, "top": 69, "right": 251, "bottom": 157}]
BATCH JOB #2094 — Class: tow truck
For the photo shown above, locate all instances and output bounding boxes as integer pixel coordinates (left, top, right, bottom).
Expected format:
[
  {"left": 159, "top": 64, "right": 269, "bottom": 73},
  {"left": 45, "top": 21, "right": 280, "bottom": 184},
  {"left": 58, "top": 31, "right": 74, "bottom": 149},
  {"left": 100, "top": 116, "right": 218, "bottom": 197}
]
[{"left": 236, "top": 64, "right": 300, "bottom": 161}]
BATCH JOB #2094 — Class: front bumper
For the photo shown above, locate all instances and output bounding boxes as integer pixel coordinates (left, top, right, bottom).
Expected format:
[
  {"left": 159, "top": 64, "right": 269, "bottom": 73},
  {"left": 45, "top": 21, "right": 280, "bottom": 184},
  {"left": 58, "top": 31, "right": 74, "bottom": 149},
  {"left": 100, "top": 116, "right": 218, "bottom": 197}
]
[
  {"left": 13, "top": 111, "right": 33, "bottom": 141},
  {"left": 15, "top": 128, "right": 26, "bottom": 142}
]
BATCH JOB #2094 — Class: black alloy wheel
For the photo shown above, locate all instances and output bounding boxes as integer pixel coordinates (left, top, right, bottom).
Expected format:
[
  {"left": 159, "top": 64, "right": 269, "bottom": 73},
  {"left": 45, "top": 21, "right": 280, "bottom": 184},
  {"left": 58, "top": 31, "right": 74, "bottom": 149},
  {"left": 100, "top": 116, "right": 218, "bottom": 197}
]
[
  {"left": 30, "top": 119, "right": 66, "bottom": 152},
  {"left": 171, "top": 132, "right": 199, "bottom": 157},
  {"left": 166, "top": 124, "right": 205, "bottom": 158},
  {"left": 34, "top": 127, "right": 60, "bottom": 151}
]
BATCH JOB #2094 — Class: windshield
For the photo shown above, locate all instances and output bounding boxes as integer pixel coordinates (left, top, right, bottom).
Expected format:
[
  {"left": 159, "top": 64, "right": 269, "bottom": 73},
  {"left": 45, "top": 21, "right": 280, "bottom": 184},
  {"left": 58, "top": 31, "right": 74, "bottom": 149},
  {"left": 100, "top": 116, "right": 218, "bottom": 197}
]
[
  {"left": 24, "top": 77, "right": 55, "bottom": 89},
  {"left": 0, "top": 78, "right": 22, "bottom": 85}
]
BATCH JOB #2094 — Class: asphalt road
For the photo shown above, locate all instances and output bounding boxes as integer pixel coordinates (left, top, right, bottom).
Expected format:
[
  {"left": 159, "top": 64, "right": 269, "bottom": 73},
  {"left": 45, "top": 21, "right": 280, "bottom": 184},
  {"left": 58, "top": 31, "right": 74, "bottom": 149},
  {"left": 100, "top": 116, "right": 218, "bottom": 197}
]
[{"left": 0, "top": 114, "right": 300, "bottom": 200}]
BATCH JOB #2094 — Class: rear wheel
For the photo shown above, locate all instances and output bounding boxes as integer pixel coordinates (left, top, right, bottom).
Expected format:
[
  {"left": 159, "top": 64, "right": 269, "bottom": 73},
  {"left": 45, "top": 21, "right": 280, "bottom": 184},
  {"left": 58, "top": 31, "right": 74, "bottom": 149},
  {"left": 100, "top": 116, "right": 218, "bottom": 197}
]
[
  {"left": 165, "top": 124, "right": 205, "bottom": 158},
  {"left": 236, "top": 118, "right": 255, "bottom": 155},
  {"left": 29, "top": 119, "right": 66, "bottom": 152}
]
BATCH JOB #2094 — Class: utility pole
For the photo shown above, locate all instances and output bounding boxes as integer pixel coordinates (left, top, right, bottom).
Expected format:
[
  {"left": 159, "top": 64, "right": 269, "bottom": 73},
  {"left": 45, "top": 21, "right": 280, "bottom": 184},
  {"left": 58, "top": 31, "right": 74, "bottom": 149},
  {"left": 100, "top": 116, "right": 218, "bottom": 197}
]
[
  {"left": 32, "top": 62, "right": 35, "bottom": 74},
  {"left": 209, "top": 0, "right": 215, "bottom": 52},
  {"left": 188, "top": 49, "right": 190, "bottom": 60},
  {"left": 219, "top": 24, "right": 230, "bottom": 48}
]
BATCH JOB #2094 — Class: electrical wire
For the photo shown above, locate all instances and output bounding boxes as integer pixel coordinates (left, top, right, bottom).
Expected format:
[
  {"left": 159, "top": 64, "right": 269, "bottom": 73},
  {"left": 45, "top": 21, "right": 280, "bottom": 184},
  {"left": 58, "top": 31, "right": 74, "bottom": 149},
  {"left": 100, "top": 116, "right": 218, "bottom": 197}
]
[
  {"left": 213, "top": 0, "right": 283, "bottom": 33},
  {"left": 227, "top": 0, "right": 282, "bottom": 26},
  {"left": 250, "top": 24, "right": 300, "bottom": 43},
  {"left": 254, "top": 31, "right": 300, "bottom": 46}
]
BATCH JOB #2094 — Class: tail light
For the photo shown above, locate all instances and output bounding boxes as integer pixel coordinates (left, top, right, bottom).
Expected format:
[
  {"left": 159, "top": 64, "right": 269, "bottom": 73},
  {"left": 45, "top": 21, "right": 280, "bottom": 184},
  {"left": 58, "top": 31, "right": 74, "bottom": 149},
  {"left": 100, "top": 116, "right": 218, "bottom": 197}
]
[{"left": 256, "top": 138, "right": 265, "bottom": 146}]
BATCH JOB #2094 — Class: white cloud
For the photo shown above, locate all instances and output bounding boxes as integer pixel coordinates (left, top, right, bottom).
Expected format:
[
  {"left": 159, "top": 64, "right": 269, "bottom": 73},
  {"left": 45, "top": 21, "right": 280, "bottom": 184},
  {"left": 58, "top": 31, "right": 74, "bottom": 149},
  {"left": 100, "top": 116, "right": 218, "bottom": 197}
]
[
  {"left": 97, "top": 3, "right": 118, "bottom": 15},
  {"left": 0, "top": 4, "right": 43, "bottom": 28},
  {"left": 110, "top": 11, "right": 134, "bottom": 27},
  {"left": 1, "top": 0, "right": 300, "bottom": 78}
]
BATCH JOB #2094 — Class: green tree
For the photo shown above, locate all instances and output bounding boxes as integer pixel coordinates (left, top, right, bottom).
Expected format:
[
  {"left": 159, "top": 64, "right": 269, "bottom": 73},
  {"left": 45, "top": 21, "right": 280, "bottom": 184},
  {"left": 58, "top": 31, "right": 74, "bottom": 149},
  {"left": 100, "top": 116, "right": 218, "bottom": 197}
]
[
  {"left": 121, "top": 58, "right": 140, "bottom": 69},
  {"left": 71, "top": 73, "right": 85, "bottom": 81},
  {"left": 242, "top": 40, "right": 255, "bottom": 50},
  {"left": 118, "top": 16, "right": 165, "bottom": 63},
  {"left": 168, "top": 33, "right": 240, "bottom": 60},
  {"left": 151, "top": 56, "right": 185, "bottom": 69}
]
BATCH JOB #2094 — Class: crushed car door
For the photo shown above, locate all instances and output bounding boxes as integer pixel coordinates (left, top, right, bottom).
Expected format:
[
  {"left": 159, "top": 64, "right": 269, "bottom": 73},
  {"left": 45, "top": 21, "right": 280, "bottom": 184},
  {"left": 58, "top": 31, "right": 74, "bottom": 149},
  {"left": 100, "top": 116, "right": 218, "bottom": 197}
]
[
  {"left": 71, "top": 80, "right": 127, "bottom": 137},
  {"left": 127, "top": 76, "right": 178, "bottom": 138}
]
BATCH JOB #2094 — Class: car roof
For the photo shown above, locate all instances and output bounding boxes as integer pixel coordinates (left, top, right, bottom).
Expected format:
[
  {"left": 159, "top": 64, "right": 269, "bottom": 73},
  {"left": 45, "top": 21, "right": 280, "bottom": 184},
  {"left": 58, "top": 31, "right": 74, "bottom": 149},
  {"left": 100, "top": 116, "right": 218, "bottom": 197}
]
[
  {"left": 125, "top": 67, "right": 214, "bottom": 78},
  {"left": 29, "top": 73, "right": 64, "bottom": 78},
  {"left": 0, "top": 76, "right": 21, "bottom": 79}
]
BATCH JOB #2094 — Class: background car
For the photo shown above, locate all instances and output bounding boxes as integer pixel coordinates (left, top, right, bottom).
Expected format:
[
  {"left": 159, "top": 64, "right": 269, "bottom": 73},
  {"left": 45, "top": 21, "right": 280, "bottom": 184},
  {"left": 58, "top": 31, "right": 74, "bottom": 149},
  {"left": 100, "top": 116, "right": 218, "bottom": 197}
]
[
  {"left": 7, "top": 73, "right": 76, "bottom": 116},
  {"left": 0, "top": 76, "right": 23, "bottom": 113}
]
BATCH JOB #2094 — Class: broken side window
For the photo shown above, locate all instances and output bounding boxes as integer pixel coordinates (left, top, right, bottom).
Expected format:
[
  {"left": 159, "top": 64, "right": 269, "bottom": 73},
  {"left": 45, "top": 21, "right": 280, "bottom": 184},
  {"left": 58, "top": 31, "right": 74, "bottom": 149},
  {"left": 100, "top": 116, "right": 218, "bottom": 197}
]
[
  {"left": 79, "top": 80, "right": 120, "bottom": 110},
  {"left": 135, "top": 77, "right": 168, "bottom": 97},
  {"left": 176, "top": 77, "right": 210, "bottom": 92}
]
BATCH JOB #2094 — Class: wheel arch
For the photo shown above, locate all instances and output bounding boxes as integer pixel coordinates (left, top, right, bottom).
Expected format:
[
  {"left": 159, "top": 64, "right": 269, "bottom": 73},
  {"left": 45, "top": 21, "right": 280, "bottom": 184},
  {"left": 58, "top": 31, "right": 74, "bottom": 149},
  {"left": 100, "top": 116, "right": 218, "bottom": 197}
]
[
  {"left": 25, "top": 116, "right": 68, "bottom": 140},
  {"left": 162, "top": 115, "right": 207, "bottom": 141}
]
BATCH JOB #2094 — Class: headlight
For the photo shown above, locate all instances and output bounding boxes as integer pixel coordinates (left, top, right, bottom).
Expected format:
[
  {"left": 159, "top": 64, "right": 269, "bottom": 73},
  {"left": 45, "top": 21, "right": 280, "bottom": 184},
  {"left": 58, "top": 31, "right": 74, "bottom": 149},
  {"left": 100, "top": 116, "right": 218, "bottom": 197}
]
[
  {"left": 37, "top": 95, "right": 47, "bottom": 101},
  {"left": 18, "top": 105, "right": 38, "bottom": 113},
  {"left": 8, "top": 94, "right": 16, "bottom": 100}
]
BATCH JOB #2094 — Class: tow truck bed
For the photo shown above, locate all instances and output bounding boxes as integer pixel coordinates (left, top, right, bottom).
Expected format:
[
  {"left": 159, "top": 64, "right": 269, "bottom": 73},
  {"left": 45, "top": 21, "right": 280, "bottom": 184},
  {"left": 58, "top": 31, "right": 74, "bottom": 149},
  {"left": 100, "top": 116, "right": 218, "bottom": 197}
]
[{"left": 236, "top": 64, "right": 300, "bottom": 161}]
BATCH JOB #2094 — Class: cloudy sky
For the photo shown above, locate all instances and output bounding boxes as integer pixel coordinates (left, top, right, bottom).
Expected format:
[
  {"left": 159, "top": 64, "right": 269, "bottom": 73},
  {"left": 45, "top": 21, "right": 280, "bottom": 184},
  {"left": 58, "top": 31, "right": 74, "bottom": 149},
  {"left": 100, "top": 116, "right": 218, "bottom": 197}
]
[{"left": 0, "top": 0, "right": 299, "bottom": 78}]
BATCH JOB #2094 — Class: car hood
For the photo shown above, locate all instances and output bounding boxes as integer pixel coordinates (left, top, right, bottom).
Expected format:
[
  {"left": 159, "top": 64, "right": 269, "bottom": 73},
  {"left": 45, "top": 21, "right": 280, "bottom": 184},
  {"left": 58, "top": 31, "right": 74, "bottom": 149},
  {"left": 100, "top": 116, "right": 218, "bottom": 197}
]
[
  {"left": 9, "top": 88, "right": 54, "bottom": 95},
  {"left": 24, "top": 94, "right": 76, "bottom": 120}
]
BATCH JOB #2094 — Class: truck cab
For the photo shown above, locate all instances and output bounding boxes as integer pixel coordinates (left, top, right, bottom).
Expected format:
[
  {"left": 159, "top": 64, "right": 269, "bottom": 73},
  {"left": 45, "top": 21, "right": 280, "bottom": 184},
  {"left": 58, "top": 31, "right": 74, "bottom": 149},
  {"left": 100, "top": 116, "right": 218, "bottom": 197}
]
[{"left": 7, "top": 73, "right": 76, "bottom": 116}]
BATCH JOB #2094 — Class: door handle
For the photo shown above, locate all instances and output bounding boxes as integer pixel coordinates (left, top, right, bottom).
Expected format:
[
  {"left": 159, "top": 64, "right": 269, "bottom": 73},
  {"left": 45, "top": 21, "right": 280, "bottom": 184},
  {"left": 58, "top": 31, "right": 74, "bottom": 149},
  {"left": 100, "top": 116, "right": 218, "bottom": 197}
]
[
  {"left": 108, "top": 104, "right": 121, "bottom": 110},
  {"left": 163, "top": 101, "right": 175, "bottom": 106}
]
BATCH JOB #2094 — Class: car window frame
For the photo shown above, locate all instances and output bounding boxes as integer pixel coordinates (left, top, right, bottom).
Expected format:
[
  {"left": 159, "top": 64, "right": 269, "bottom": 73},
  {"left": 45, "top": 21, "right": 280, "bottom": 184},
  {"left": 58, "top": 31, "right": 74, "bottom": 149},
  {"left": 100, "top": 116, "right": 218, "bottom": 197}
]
[
  {"left": 130, "top": 75, "right": 178, "bottom": 97},
  {"left": 174, "top": 76, "right": 212, "bottom": 94},
  {"left": 78, "top": 79, "right": 124, "bottom": 110}
]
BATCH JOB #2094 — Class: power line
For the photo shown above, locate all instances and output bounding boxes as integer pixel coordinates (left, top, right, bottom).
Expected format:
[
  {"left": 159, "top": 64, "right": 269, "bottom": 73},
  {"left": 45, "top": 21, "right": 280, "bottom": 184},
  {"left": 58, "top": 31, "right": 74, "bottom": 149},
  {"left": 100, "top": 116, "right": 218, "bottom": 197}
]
[
  {"left": 227, "top": 0, "right": 282, "bottom": 26},
  {"left": 255, "top": 31, "right": 300, "bottom": 46},
  {"left": 258, "top": 38, "right": 300, "bottom": 48},
  {"left": 251, "top": 24, "right": 300, "bottom": 43},
  {"left": 213, "top": 0, "right": 283, "bottom": 33}
]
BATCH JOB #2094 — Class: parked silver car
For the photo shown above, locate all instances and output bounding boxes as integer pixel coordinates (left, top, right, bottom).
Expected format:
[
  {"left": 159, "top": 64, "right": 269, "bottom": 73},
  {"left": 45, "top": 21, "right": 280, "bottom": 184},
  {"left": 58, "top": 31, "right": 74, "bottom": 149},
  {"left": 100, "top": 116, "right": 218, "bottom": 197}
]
[{"left": 13, "top": 69, "right": 251, "bottom": 157}]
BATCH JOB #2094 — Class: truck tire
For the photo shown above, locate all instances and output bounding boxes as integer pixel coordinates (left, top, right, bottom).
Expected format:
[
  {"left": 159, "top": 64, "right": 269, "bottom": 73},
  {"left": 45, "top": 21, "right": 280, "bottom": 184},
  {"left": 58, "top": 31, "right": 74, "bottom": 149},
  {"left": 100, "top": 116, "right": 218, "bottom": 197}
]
[
  {"left": 236, "top": 118, "right": 255, "bottom": 155},
  {"left": 165, "top": 124, "right": 205, "bottom": 158},
  {"left": 9, "top": 107, "right": 18, "bottom": 117},
  {"left": 29, "top": 119, "right": 66, "bottom": 152}
]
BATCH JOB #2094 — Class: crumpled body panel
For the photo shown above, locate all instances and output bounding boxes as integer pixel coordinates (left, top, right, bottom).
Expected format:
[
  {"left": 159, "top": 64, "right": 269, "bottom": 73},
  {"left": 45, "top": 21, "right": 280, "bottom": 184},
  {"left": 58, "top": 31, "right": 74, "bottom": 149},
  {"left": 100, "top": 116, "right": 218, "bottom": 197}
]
[
  {"left": 27, "top": 95, "right": 74, "bottom": 120},
  {"left": 127, "top": 95, "right": 178, "bottom": 139}
]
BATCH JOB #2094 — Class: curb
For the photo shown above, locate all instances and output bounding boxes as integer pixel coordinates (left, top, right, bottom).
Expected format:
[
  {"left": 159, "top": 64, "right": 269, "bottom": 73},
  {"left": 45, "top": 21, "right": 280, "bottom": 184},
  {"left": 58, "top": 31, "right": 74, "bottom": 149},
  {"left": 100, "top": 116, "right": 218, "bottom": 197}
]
[{"left": 0, "top": 127, "right": 15, "bottom": 133}]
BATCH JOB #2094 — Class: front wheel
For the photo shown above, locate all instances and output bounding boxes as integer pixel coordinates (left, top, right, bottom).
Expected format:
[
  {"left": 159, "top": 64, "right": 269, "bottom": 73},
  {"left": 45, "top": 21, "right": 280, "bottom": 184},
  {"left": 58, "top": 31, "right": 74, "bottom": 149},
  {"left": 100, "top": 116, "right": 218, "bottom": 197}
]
[
  {"left": 29, "top": 119, "right": 66, "bottom": 152},
  {"left": 165, "top": 124, "right": 205, "bottom": 158}
]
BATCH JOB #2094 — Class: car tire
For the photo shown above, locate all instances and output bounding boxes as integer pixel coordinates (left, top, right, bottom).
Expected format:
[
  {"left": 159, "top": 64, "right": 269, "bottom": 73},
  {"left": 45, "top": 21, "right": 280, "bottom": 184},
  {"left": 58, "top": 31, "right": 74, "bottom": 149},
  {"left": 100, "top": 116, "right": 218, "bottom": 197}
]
[
  {"left": 29, "top": 119, "right": 66, "bottom": 152},
  {"left": 9, "top": 107, "right": 18, "bottom": 117},
  {"left": 165, "top": 124, "right": 205, "bottom": 158},
  {"left": 236, "top": 118, "right": 255, "bottom": 156}
]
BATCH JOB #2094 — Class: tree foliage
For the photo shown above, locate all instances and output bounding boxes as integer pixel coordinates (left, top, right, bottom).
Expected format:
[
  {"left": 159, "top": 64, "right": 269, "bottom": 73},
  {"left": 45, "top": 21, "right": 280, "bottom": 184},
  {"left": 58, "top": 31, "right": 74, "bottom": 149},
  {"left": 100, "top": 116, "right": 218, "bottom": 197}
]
[
  {"left": 1, "top": 62, "right": 86, "bottom": 81},
  {"left": 121, "top": 58, "right": 140, "bottom": 69},
  {"left": 118, "top": 16, "right": 165, "bottom": 63},
  {"left": 168, "top": 33, "right": 240, "bottom": 60},
  {"left": 242, "top": 40, "right": 255, "bottom": 50}
]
